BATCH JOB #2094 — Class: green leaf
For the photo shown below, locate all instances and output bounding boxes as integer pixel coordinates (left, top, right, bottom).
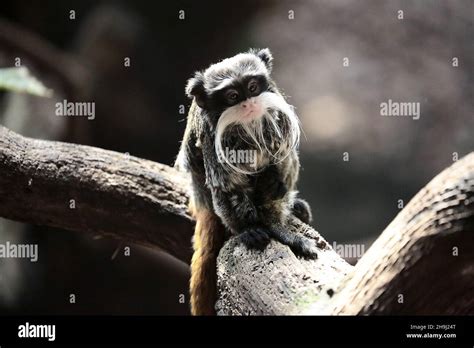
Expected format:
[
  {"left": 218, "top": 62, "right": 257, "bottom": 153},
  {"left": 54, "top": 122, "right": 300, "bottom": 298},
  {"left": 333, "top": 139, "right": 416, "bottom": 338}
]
[{"left": 0, "top": 67, "right": 52, "bottom": 97}]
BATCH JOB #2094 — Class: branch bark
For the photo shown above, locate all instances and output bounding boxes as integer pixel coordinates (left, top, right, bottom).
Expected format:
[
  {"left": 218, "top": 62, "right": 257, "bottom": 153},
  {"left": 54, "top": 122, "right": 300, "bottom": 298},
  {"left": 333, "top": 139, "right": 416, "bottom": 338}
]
[
  {"left": 324, "top": 153, "right": 474, "bottom": 315},
  {"left": 0, "top": 125, "right": 473, "bottom": 314},
  {"left": 215, "top": 216, "right": 352, "bottom": 315},
  {"left": 217, "top": 152, "right": 474, "bottom": 315},
  {"left": 0, "top": 126, "right": 193, "bottom": 262}
]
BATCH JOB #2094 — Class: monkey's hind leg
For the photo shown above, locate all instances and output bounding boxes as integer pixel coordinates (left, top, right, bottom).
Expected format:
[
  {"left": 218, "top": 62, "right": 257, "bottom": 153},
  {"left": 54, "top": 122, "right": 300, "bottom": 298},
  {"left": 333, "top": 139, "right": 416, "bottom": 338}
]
[{"left": 189, "top": 205, "right": 226, "bottom": 315}]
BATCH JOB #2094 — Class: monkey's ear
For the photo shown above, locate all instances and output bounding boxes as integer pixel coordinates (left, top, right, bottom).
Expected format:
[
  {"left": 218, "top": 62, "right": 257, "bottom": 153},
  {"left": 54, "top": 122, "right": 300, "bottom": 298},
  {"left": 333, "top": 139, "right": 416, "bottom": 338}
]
[
  {"left": 186, "top": 72, "right": 207, "bottom": 108},
  {"left": 255, "top": 48, "right": 273, "bottom": 72}
]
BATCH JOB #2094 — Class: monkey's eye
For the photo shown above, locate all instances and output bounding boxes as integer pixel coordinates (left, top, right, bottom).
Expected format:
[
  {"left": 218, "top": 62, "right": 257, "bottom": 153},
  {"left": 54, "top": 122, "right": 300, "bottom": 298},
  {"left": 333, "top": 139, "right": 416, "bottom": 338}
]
[
  {"left": 248, "top": 79, "right": 260, "bottom": 96},
  {"left": 224, "top": 89, "right": 240, "bottom": 104}
]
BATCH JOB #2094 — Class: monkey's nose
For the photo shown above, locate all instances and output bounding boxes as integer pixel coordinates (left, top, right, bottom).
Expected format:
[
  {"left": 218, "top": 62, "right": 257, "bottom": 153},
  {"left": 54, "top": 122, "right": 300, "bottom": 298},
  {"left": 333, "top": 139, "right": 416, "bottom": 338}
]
[{"left": 241, "top": 99, "right": 256, "bottom": 109}]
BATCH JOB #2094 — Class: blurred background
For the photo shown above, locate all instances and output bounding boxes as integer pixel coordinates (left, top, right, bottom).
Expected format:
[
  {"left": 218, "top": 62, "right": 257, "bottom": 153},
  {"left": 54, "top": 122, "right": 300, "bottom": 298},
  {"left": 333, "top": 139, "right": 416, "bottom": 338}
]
[{"left": 0, "top": 0, "right": 472, "bottom": 315}]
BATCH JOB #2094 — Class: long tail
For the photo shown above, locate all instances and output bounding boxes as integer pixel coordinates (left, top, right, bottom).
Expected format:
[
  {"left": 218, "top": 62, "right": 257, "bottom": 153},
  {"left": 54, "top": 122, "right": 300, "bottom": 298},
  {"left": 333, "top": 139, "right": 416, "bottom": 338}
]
[{"left": 189, "top": 204, "right": 226, "bottom": 315}]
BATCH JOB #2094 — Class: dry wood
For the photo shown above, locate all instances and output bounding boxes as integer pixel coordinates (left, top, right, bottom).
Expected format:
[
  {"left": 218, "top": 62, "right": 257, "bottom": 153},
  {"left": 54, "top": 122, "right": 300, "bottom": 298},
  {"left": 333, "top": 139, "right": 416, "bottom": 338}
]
[{"left": 0, "top": 125, "right": 472, "bottom": 314}]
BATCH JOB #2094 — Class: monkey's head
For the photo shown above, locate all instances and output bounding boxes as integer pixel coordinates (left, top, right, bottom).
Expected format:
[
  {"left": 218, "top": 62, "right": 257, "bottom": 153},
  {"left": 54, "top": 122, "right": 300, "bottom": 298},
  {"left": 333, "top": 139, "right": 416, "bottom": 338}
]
[{"left": 186, "top": 48, "right": 300, "bottom": 174}]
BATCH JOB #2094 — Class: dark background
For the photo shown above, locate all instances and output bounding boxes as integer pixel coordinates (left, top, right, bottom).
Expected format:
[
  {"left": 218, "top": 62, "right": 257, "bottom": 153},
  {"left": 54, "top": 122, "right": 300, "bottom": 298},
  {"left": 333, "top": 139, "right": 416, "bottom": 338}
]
[{"left": 0, "top": 0, "right": 472, "bottom": 315}]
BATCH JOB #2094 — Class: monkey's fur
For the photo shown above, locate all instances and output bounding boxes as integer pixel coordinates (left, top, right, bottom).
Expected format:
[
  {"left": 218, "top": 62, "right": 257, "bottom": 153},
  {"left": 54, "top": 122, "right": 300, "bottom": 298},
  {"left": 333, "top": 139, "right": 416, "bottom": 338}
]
[{"left": 176, "top": 49, "right": 317, "bottom": 315}]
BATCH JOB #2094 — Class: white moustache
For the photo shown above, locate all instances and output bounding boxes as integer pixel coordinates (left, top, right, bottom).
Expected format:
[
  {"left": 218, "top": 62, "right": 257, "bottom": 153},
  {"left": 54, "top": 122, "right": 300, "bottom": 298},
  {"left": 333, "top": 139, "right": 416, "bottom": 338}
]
[{"left": 215, "top": 91, "right": 301, "bottom": 175}]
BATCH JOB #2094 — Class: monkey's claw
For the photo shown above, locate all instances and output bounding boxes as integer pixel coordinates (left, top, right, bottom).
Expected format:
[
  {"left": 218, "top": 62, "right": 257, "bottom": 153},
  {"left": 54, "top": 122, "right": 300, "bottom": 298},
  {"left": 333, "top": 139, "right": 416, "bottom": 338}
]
[
  {"left": 240, "top": 227, "right": 270, "bottom": 251},
  {"left": 293, "top": 237, "right": 318, "bottom": 259}
]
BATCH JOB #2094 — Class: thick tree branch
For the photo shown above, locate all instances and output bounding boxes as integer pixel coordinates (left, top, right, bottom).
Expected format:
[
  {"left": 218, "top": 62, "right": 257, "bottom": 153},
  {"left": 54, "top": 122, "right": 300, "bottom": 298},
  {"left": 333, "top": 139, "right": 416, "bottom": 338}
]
[
  {"left": 323, "top": 153, "right": 474, "bottom": 315},
  {"left": 0, "top": 126, "right": 193, "bottom": 262},
  {"left": 217, "top": 153, "right": 474, "bottom": 315},
  {"left": 215, "top": 216, "right": 352, "bottom": 315},
  {"left": 0, "top": 124, "right": 473, "bottom": 315}
]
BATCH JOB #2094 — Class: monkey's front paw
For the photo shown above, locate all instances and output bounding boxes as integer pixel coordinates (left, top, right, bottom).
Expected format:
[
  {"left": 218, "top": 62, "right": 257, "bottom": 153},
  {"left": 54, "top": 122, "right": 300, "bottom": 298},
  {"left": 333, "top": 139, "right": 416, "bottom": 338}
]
[
  {"left": 293, "top": 237, "right": 318, "bottom": 259},
  {"left": 239, "top": 227, "right": 270, "bottom": 251},
  {"left": 269, "top": 227, "right": 319, "bottom": 259}
]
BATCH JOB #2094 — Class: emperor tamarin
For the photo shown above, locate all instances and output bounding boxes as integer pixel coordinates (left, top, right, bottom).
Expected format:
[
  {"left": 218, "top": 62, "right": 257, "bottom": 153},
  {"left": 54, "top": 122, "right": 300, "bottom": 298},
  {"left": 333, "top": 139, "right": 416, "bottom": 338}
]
[{"left": 175, "top": 48, "right": 317, "bottom": 315}]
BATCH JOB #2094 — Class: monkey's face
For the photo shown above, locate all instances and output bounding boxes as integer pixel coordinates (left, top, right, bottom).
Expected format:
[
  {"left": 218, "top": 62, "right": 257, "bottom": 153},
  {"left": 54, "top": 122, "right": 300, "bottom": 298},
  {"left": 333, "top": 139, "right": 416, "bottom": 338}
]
[
  {"left": 186, "top": 49, "right": 300, "bottom": 174},
  {"left": 207, "top": 75, "right": 269, "bottom": 123},
  {"left": 185, "top": 48, "right": 274, "bottom": 121}
]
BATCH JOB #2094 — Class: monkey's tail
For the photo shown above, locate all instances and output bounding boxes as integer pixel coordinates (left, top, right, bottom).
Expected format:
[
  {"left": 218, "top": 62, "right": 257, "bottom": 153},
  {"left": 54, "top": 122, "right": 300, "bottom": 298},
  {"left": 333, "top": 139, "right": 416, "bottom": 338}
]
[{"left": 189, "top": 203, "right": 226, "bottom": 315}]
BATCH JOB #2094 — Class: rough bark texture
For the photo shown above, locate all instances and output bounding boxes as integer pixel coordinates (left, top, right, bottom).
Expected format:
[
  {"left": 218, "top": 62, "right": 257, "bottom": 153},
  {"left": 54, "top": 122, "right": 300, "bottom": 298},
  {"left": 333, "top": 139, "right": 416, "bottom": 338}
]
[
  {"left": 0, "top": 125, "right": 473, "bottom": 315},
  {"left": 324, "top": 153, "right": 474, "bottom": 315},
  {"left": 0, "top": 126, "right": 193, "bottom": 262},
  {"left": 217, "top": 153, "right": 474, "bottom": 315},
  {"left": 215, "top": 216, "right": 352, "bottom": 315}
]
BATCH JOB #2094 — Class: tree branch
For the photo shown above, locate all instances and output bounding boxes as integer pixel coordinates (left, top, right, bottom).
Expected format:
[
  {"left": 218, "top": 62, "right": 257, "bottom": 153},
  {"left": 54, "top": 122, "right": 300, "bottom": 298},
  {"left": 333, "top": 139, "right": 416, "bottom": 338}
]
[
  {"left": 216, "top": 152, "right": 474, "bottom": 315},
  {"left": 0, "top": 126, "right": 193, "bottom": 262},
  {"left": 1, "top": 124, "right": 472, "bottom": 314},
  {"left": 324, "top": 153, "right": 474, "bottom": 315},
  {"left": 215, "top": 216, "right": 352, "bottom": 315}
]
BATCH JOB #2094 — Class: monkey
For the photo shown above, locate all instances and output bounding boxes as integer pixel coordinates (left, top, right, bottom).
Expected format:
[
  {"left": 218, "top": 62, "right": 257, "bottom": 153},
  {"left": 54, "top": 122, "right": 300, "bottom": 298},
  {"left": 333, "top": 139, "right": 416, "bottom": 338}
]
[{"left": 175, "top": 48, "right": 317, "bottom": 315}]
